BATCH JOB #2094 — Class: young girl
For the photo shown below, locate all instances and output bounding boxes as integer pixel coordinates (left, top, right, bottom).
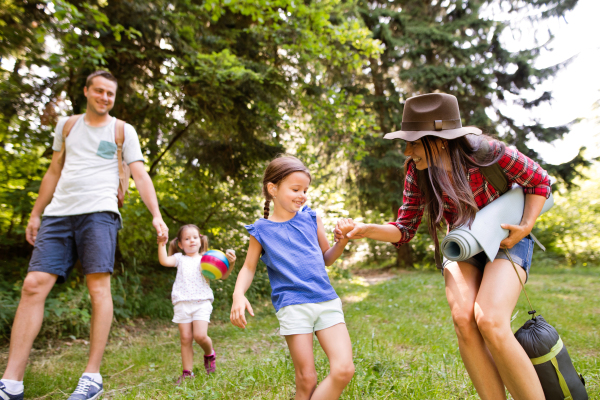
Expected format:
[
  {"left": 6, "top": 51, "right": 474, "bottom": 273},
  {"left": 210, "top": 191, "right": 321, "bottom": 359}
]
[
  {"left": 158, "top": 224, "right": 236, "bottom": 384},
  {"left": 230, "top": 156, "right": 355, "bottom": 400}
]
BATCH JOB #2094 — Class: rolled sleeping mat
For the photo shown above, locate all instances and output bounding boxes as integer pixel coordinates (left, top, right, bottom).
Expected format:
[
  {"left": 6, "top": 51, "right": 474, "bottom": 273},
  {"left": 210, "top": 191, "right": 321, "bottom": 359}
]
[
  {"left": 514, "top": 316, "right": 588, "bottom": 400},
  {"left": 441, "top": 184, "right": 554, "bottom": 262}
]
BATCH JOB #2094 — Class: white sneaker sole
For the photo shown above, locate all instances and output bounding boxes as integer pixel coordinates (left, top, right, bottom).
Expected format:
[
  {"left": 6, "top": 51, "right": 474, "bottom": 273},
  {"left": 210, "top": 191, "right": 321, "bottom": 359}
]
[{"left": 88, "top": 389, "right": 103, "bottom": 400}]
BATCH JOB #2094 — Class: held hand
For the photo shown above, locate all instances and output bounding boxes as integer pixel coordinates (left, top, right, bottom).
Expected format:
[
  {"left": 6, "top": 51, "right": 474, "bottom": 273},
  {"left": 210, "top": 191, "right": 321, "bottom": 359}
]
[
  {"left": 499, "top": 223, "right": 532, "bottom": 249},
  {"left": 26, "top": 215, "right": 41, "bottom": 246},
  {"left": 152, "top": 217, "right": 168, "bottom": 239},
  {"left": 157, "top": 234, "right": 169, "bottom": 245},
  {"left": 336, "top": 218, "right": 354, "bottom": 239},
  {"left": 335, "top": 221, "right": 369, "bottom": 240},
  {"left": 230, "top": 294, "right": 254, "bottom": 329},
  {"left": 225, "top": 249, "right": 237, "bottom": 266}
]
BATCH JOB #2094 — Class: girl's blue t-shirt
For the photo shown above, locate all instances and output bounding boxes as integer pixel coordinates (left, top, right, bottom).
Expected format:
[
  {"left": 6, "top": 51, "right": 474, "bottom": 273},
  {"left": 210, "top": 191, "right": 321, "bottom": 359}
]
[{"left": 245, "top": 207, "right": 338, "bottom": 312}]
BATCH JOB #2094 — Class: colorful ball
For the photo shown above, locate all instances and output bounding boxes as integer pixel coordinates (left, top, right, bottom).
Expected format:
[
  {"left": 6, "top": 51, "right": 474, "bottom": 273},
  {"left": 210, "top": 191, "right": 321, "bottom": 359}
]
[{"left": 201, "top": 250, "right": 230, "bottom": 279}]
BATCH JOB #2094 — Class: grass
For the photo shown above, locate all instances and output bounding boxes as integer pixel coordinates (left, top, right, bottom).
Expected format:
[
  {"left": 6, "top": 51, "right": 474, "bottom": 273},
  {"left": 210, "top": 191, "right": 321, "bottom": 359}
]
[{"left": 1, "top": 265, "right": 599, "bottom": 399}]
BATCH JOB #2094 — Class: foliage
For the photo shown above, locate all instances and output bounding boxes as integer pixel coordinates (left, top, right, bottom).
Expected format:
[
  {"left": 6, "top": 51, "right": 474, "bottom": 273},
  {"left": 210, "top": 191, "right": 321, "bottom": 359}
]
[
  {"left": 326, "top": 0, "right": 589, "bottom": 267},
  {"left": 533, "top": 164, "right": 600, "bottom": 265}
]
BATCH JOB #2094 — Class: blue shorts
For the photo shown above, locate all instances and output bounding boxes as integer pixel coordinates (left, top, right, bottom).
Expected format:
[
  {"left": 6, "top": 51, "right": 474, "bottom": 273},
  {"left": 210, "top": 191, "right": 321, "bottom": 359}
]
[
  {"left": 29, "top": 212, "right": 120, "bottom": 283},
  {"left": 442, "top": 235, "right": 535, "bottom": 282}
]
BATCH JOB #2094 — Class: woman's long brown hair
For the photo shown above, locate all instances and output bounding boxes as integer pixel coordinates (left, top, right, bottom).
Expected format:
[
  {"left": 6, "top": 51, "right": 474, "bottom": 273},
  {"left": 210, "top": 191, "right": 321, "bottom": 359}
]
[
  {"left": 408, "top": 134, "right": 505, "bottom": 267},
  {"left": 262, "top": 155, "right": 311, "bottom": 219}
]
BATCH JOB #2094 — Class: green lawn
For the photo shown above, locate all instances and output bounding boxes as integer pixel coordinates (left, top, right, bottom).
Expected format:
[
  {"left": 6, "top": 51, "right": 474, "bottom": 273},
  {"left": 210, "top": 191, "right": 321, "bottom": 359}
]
[{"left": 2, "top": 267, "right": 598, "bottom": 399}]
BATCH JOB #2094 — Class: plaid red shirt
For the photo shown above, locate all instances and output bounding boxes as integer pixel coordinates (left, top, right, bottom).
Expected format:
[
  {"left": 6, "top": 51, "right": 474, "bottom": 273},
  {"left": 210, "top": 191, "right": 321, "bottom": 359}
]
[{"left": 389, "top": 145, "right": 552, "bottom": 247}]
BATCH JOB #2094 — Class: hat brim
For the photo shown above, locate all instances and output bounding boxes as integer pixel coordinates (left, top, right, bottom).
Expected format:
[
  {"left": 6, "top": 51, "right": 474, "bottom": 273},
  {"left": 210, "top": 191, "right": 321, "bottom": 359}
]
[{"left": 383, "top": 126, "right": 482, "bottom": 141}]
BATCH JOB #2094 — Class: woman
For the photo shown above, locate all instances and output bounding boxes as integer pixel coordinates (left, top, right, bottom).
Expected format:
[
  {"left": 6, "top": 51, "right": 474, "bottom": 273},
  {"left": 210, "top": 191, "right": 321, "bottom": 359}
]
[{"left": 336, "top": 93, "right": 550, "bottom": 399}]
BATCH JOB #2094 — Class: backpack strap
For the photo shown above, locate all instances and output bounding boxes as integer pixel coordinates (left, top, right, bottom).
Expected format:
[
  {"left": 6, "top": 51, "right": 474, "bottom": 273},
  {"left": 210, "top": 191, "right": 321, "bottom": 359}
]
[
  {"left": 114, "top": 119, "right": 126, "bottom": 181},
  {"left": 475, "top": 140, "right": 509, "bottom": 195},
  {"left": 57, "top": 114, "right": 82, "bottom": 167},
  {"left": 114, "top": 119, "right": 131, "bottom": 208}
]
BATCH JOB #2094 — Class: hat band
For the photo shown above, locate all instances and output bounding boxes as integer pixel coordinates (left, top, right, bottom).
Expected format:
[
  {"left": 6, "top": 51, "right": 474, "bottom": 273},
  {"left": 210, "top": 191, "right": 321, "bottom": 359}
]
[{"left": 401, "top": 118, "right": 462, "bottom": 131}]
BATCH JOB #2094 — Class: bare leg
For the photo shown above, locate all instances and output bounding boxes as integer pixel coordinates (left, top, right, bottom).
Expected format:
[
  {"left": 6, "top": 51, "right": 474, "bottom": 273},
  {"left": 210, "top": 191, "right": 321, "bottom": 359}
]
[
  {"left": 178, "top": 323, "right": 194, "bottom": 371},
  {"left": 475, "top": 259, "right": 545, "bottom": 400},
  {"left": 2, "top": 272, "right": 57, "bottom": 381},
  {"left": 84, "top": 273, "right": 113, "bottom": 373},
  {"left": 444, "top": 261, "right": 506, "bottom": 400},
  {"left": 285, "top": 334, "right": 317, "bottom": 400},
  {"left": 192, "top": 320, "right": 213, "bottom": 355},
  {"left": 311, "top": 323, "right": 354, "bottom": 400}
]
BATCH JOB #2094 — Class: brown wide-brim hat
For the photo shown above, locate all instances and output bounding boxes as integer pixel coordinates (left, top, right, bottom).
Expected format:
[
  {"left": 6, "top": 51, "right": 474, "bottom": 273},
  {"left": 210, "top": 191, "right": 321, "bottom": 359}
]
[{"left": 384, "top": 93, "right": 481, "bottom": 141}]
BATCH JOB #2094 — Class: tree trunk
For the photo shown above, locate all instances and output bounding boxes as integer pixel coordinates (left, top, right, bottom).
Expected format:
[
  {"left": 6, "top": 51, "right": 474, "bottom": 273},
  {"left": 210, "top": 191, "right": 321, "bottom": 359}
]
[{"left": 392, "top": 203, "right": 414, "bottom": 269}]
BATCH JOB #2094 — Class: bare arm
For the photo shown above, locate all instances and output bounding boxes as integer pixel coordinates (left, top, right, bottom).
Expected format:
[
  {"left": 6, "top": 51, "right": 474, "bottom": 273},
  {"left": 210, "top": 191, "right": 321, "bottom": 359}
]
[
  {"left": 158, "top": 238, "right": 177, "bottom": 267},
  {"left": 500, "top": 193, "right": 546, "bottom": 249},
  {"left": 318, "top": 216, "right": 351, "bottom": 266},
  {"left": 337, "top": 222, "right": 403, "bottom": 243},
  {"left": 221, "top": 250, "right": 237, "bottom": 280},
  {"left": 230, "top": 236, "right": 262, "bottom": 329},
  {"left": 129, "top": 161, "right": 168, "bottom": 238},
  {"left": 26, "top": 151, "right": 63, "bottom": 245}
]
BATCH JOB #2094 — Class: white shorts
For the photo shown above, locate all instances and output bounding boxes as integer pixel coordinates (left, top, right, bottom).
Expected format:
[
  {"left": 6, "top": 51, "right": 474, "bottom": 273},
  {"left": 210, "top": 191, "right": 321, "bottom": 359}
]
[
  {"left": 276, "top": 298, "right": 345, "bottom": 336},
  {"left": 172, "top": 300, "right": 213, "bottom": 324}
]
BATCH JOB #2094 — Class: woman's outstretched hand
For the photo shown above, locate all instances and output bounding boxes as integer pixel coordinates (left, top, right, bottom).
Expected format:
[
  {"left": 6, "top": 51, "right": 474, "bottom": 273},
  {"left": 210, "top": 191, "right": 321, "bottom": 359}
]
[
  {"left": 230, "top": 293, "right": 254, "bottom": 329},
  {"left": 499, "top": 222, "right": 532, "bottom": 249},
  {"left": 334, "top": 220, "right": 369, "bottom": 242}
]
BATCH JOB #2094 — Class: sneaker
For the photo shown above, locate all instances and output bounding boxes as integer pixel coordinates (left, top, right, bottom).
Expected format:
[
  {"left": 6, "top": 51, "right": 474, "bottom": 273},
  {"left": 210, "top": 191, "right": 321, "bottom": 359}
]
[
  {"left": 67, "top": 376, "right": 103, "bottom": 400},
  {"left": 0, "top": 382, "right": 24, "bottom": 400},
  {"left": 204, "top": 351, "right": 216, "bottom": 374},
  {"left": 175, "top": 370, "right": 195, "bottom": 385}
]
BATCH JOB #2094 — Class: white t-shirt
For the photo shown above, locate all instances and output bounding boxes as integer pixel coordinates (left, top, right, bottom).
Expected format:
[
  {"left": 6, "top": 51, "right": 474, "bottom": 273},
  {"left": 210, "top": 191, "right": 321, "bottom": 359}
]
[
  {"left": 171, "top": 253, "right": 214, "bottom": 305},
  {"left": 43, "top": 115, "right": 144, "bottom": 220}
]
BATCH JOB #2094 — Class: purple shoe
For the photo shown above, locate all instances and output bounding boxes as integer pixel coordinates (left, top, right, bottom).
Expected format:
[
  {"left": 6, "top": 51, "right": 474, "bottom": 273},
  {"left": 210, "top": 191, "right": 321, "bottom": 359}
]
[
  {"left": 175, "top": 370, "right": 195, "bottom": 385},
  {"left": 204, "top": 351, "right": 216, "bottom": 374}
]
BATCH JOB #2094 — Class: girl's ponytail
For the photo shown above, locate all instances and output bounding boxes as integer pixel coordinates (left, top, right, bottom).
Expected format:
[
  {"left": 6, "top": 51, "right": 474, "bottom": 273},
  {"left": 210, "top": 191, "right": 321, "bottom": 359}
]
[
  {"left": 168, "top": 238, "right": 179, "bottom": 256},
  {"left": 263, "top": 198, "right": 271, "bottom": 219},
  {"left": 199, "top": 234, "right": 209, "bottom": 254}
]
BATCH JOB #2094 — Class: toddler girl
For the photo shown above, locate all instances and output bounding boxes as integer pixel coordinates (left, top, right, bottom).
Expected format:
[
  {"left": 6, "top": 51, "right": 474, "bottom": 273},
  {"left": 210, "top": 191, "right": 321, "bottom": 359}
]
[
  {"left": 158, "top": 224, "right": 236, "bottom": 384},
  {"left": 230, "top": 156, "right": 355, "bottom": 400}
]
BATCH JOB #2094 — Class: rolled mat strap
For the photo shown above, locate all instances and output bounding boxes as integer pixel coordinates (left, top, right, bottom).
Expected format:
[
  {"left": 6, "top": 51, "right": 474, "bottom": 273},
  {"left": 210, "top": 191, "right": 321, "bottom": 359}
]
[
  {"left": 530, "top": 338, "right": 573, "bottom": 400},
  {"left": 550, "top": 357, "right": 573, "bottom": 400},
  {"left": 531, "top": 338, "right": 563, "bottom": 365}
]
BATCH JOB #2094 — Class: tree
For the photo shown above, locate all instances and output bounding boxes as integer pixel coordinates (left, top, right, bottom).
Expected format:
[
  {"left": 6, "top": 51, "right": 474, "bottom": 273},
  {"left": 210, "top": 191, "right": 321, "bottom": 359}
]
[{"left": 344, "top": 0, "right": 585, "bottom": 267}]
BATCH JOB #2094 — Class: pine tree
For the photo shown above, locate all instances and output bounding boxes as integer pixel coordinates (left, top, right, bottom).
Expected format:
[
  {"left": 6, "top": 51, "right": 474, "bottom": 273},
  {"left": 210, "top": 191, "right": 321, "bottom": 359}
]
[{"left": 354, "top": 0, "right": 585, "bottom": 267}]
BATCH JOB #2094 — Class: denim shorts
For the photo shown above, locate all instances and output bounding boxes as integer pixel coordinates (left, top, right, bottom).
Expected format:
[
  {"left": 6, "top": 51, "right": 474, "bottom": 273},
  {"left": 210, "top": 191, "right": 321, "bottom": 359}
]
[
  {"left": 29, "top": 212, "right": 120, "bottom": 283},
  {"left": 442, "top": 235, "right": 535, "bottom": 282}
]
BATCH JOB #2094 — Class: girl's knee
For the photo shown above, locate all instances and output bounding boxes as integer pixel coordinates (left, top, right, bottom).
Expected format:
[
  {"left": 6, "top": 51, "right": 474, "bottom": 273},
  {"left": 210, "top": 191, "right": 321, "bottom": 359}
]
[
  {"left": 180, "top": 332, "right": 193, "bottom": 346},
  {"left": 194, "top": 333, "right": 210, "bottom": 344},
  {"left": 331, "top": 362, "right": 355, "bottom": 384},
  {"left": 295, "top": 369, "right": 318, "bottom": 390}
]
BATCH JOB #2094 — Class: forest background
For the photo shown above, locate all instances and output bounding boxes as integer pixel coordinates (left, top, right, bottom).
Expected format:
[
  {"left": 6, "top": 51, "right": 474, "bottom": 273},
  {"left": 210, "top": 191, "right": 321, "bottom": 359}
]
[{"left": 1, "top": 0, "right": 599, "bottom": 341}]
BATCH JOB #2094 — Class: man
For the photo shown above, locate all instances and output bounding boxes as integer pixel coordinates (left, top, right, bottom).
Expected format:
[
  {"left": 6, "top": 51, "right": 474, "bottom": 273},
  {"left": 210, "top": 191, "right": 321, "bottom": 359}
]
[{"left": 0, "top": 71, "right": 168, "bottom": 400}]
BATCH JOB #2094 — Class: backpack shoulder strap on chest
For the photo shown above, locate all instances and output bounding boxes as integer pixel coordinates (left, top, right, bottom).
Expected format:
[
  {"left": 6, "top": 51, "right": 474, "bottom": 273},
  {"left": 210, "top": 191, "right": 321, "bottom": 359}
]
[
  {"left": 114, "top": 119, "right": 126, "bottom": 181},
  {"left": 114, "top": 119, "right": 131, "bottom": 208},
  {"left": 475, "top": 140, "right": 509, "bottom": 195},
  {"left": 57, "top": 114, "right": 83, "bottom": 167}
]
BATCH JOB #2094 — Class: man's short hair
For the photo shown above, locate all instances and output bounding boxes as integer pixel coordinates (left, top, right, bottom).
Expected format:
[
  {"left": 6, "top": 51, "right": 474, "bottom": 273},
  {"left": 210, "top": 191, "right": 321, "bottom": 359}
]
[{"left": 86, "top": 70, "right": 118, "bottom": 89}]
